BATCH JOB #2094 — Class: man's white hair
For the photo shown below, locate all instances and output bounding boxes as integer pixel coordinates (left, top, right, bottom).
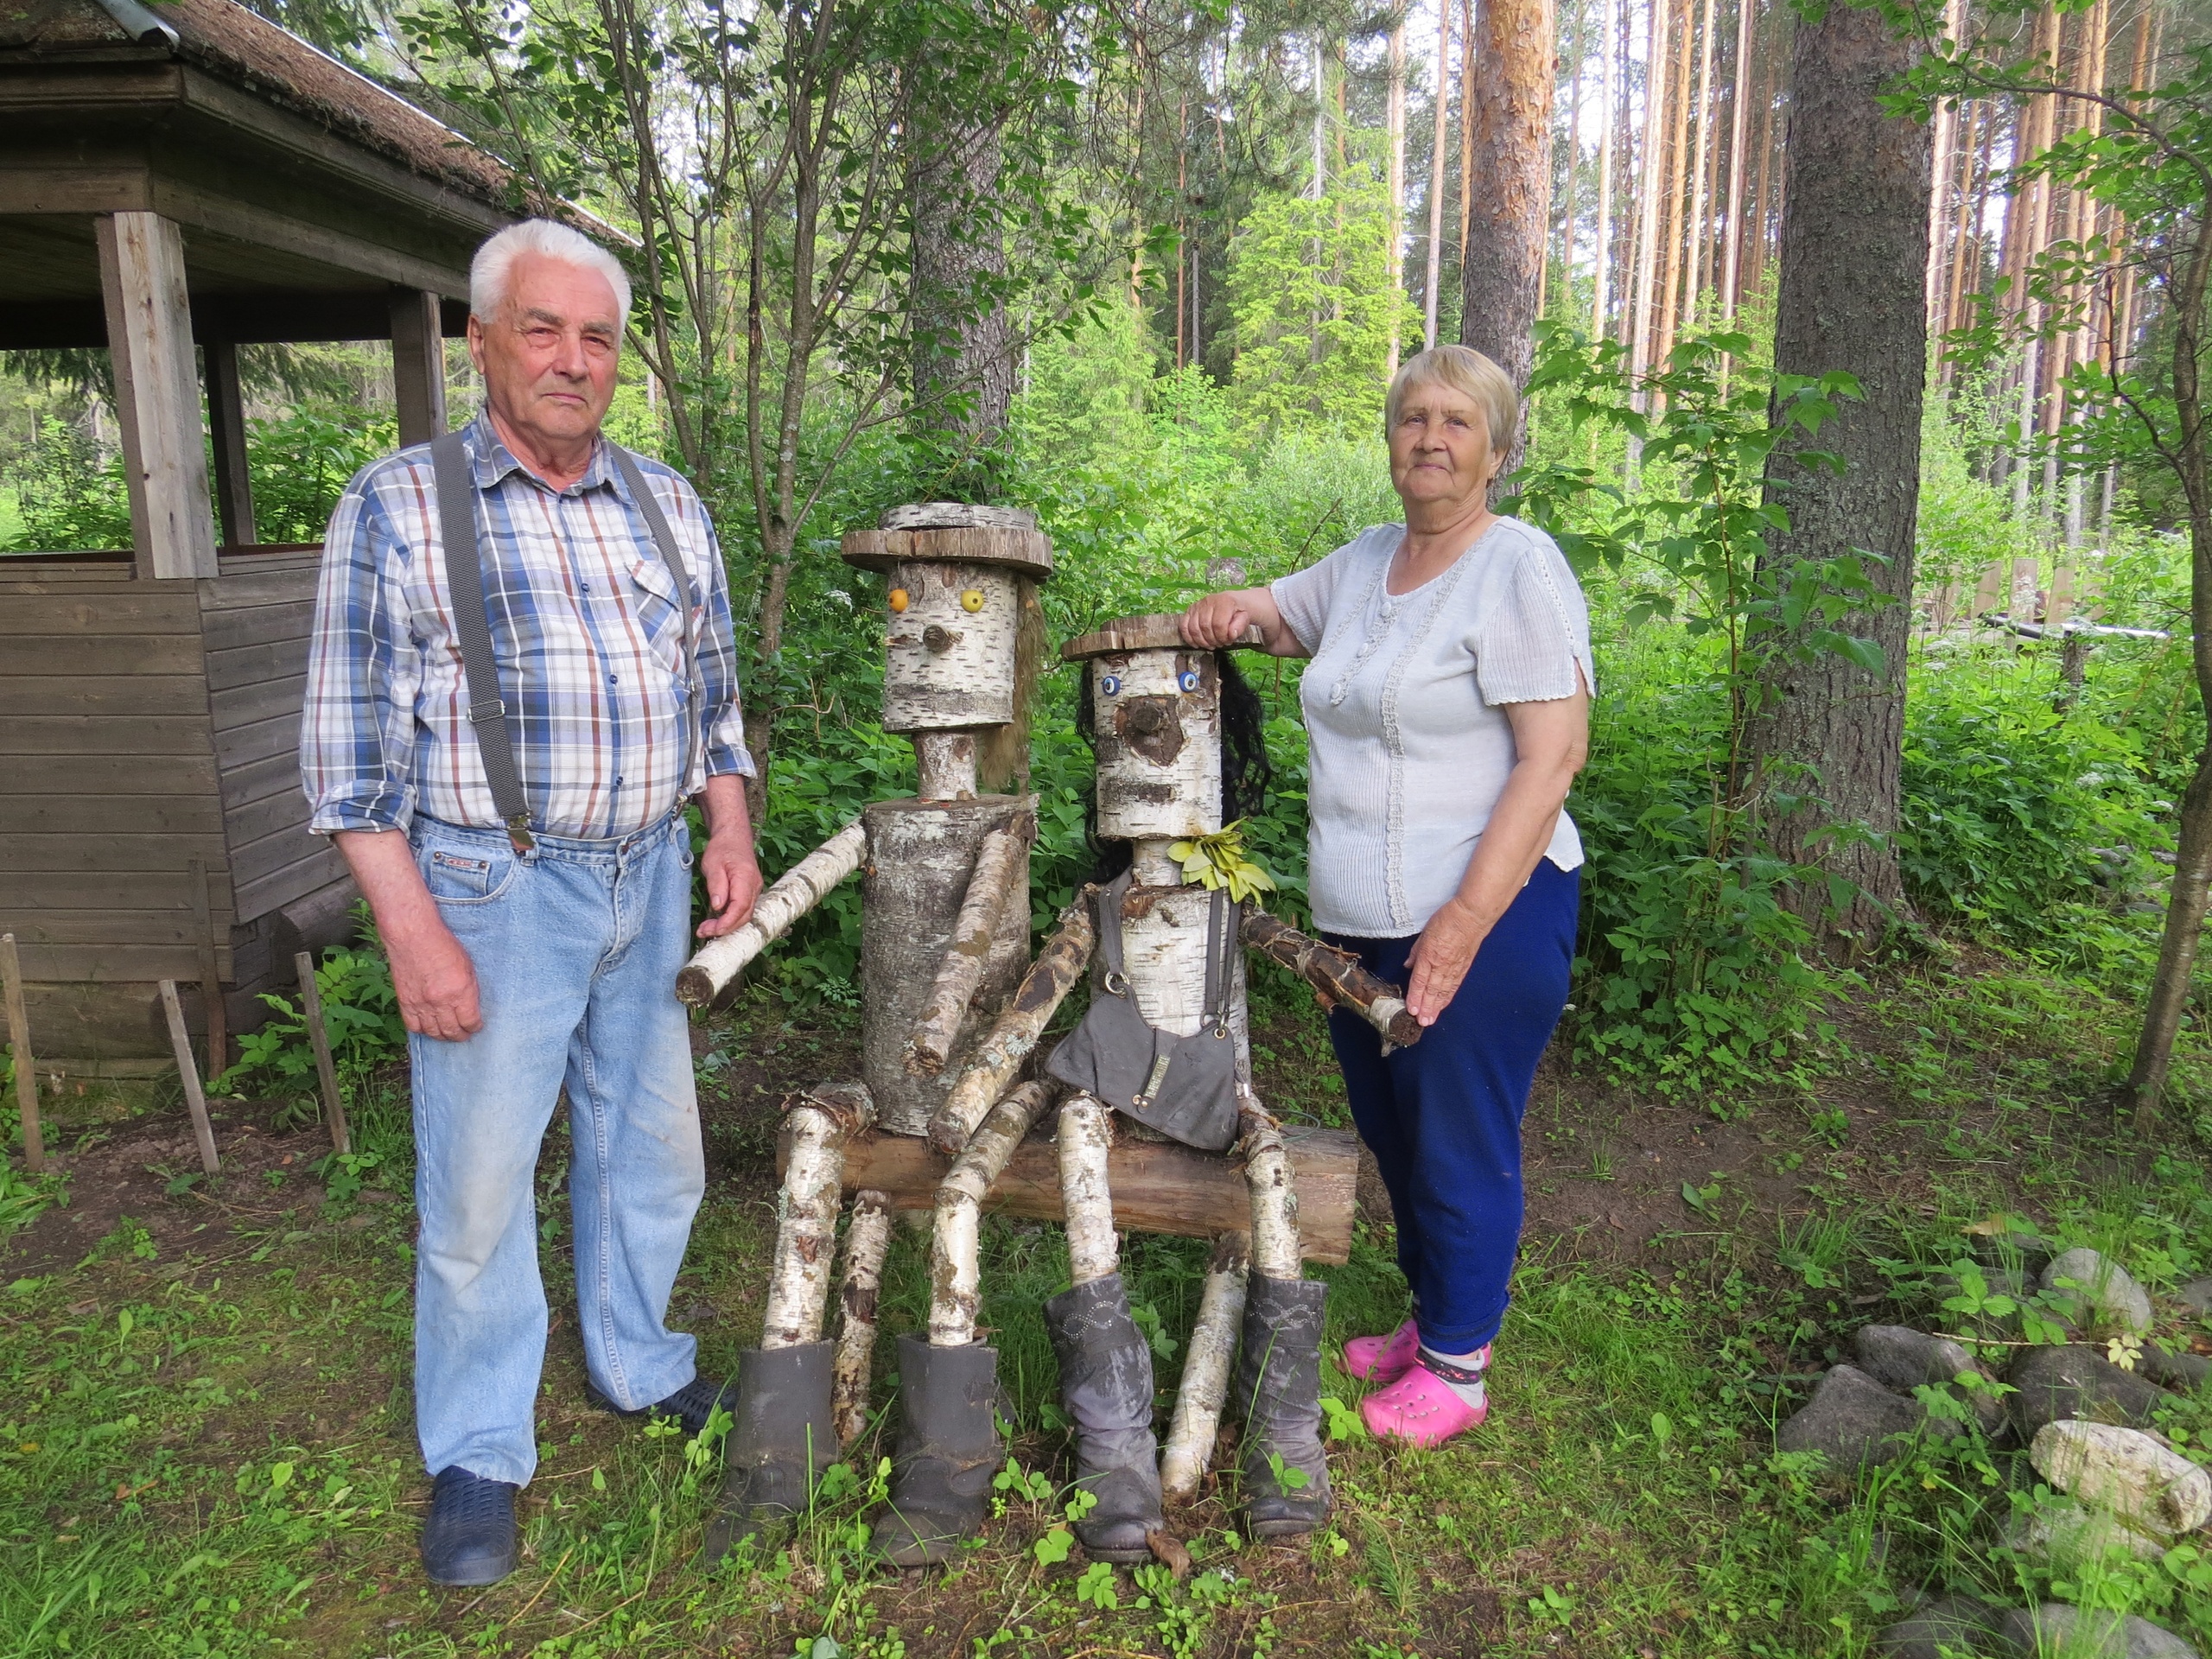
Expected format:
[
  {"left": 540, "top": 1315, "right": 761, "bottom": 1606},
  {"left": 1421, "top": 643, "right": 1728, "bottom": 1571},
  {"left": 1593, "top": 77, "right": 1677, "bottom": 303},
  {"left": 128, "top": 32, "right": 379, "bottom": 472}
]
[{"left": 470, "top": 219, "right": 632, "bottom": 322}]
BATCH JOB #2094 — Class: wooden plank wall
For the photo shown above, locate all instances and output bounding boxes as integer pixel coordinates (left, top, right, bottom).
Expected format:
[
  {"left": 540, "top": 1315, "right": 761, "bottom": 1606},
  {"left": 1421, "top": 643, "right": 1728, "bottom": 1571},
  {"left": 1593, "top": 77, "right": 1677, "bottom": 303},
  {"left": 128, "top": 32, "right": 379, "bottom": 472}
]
[
  {"left": 0, "top": 574, "right": 237, "bottom": 988},
  {"left": 201, "top": 554, "right": 345, "bottom": 928}
]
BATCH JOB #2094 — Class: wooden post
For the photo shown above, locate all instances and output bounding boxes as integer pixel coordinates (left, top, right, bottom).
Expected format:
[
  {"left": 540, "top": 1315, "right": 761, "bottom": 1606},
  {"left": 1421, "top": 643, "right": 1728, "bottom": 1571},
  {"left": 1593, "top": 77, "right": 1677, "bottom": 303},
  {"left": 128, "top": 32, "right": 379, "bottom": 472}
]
[
  {"left": 158, "top": 981, "right": 221, "bottom": 1175},
  {"left": 1, "top": 935, "right": 44, "bottom": 1173},
  {"left": 203, "top": 340, "right": 257, "bottom": 549},
  {"left": 96, "top": 211, "right": 218, "bottom": 579},
  {"left": 390, "top": 287, "right": 448, "bottom": 448},
  {"left": 189, "top": 859, "right": 226, "bottom": 1088},
  {"left": 295, "top": 951, "right": 350, "bottom": 1155}
]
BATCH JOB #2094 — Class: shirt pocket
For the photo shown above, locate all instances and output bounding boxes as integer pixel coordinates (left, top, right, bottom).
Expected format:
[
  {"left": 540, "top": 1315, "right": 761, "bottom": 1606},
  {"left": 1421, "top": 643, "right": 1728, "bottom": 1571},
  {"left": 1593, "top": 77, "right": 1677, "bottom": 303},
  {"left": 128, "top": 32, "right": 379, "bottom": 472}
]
[
  {"left": 626, "top": 551, "right": 695, "bottom": 675},
  {"left": 416, "top": 838, "right": 519, "bottom": 905}
]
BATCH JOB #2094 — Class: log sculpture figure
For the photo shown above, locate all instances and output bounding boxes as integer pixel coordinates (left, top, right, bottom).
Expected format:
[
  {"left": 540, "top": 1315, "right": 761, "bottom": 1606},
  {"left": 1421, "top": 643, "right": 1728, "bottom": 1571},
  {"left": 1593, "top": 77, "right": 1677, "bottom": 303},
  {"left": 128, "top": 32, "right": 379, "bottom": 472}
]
[
  {"left": 687, "top": 505, "right": 1051, "bottom": 1560},
  {"left": 887, "top": 613, "right": 1380, "bottom": 1567}
]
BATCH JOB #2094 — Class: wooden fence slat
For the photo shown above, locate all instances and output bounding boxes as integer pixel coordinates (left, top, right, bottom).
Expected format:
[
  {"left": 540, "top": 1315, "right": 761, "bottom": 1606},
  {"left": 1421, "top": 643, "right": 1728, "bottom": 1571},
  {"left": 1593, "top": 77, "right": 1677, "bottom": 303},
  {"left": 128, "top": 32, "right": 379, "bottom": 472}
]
[
  {"left": 2, "top": 934, "right": 44, "bottom": 1173},
  {"left": 0, "top": 715, "right": 217, "bottom": 756},
  {"left": 191, "top": 860, "right": 226, "bottom": 1085},
  {"left": 0, "top": 675, "right": 209, "bottom": 717},
  {"left": 2, "top": 635, "right": 205, "bottom": 675},
  {"left": 158, "top": 980, "right": 220, "bottom": 1175}
]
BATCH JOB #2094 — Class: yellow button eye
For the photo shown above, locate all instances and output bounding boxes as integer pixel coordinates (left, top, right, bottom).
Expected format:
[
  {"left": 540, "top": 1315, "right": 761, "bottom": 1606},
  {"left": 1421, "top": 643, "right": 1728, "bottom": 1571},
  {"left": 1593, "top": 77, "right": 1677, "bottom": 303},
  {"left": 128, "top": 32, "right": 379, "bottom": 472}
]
[
  {"left": 887, "top": 588, "right": 910, "bottom": 613},
  {"left": 960, "top": 588, "right": 984, "bottom": 613}
]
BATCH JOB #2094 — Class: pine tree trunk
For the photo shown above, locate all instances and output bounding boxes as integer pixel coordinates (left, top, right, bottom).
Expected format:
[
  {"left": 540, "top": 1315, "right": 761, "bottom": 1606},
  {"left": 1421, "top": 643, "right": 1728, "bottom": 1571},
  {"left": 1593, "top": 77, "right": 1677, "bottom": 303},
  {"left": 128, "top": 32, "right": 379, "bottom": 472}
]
[
  {"left": 1461, "top": 0, "right": 1559, "bottom": 412},
  {"left": 1720, "top": 0, "right": 1753, "bottom": 321},
  {"left": 1749, "top": 0, "right": 1931, "bottom": 943},
  {"left": 1594, "top": 0, "right": 1618, "bottom": 335},
  {"left": 1427, "top": 0, "right": 1454, "bottom": 348},
  {"left": 910, "top": 72, "right": 1014, "bottom": 477},
  {"left": 1561, "top": 0, "right": 1585, "bottom": 318},
  {"left": 1656, "top": 0, "right": 1694, "bottom": 366},
  {"left": 1686, "top": 0, "right": 1719, "bottom": 318},
  {"left": 1629, "top": 0, "right": 1670, "bottom": 385},
  {"left": 1388, "top": 17, "right": 1408, "bottom": 377}
]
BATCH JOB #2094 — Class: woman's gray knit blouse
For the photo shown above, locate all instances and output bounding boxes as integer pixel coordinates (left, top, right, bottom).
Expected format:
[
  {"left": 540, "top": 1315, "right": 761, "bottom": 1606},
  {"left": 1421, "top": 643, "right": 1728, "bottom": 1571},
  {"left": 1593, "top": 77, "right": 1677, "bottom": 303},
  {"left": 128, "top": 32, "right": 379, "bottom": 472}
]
[{"left": 1270, "top": 518, "right": 1595, "bottom": 938}]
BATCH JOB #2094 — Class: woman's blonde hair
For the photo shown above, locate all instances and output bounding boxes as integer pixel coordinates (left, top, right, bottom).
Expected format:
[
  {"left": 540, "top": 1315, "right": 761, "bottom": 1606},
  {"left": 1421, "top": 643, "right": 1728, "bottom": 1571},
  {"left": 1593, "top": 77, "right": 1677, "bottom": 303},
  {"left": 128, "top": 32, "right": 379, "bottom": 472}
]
[{"left": 1383, "top": 345, "right": 1521, "bottom": 464}]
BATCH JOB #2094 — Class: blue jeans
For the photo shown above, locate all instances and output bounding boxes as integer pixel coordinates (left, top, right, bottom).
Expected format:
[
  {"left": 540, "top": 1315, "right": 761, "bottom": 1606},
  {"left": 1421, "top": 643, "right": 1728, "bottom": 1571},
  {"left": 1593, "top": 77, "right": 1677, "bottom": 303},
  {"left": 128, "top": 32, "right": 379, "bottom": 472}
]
[
  {"left": 1325, "top": 859, "right": 1580, "bottom": 1354},
  {"left": 407, "top": 810, "right": 706, "bottom": 1486}
]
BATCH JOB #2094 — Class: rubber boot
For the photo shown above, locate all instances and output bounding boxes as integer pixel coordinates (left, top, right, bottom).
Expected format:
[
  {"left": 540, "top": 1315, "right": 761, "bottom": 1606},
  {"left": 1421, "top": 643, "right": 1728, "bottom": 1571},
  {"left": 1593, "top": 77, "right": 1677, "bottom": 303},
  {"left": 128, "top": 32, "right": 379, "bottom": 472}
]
[
  {"left": 1234, "top": 1274, "right": 1332, "bottom": 1538},
  {"left": 869, "top": 1335, "right": 1001, "bottom": 1567},
  {"left": 700, "top": 1343, "right": 836, "bottom": 1564},
  {"left": 1045, "top": 1274, "right": 1165, "bottom": 1565}
]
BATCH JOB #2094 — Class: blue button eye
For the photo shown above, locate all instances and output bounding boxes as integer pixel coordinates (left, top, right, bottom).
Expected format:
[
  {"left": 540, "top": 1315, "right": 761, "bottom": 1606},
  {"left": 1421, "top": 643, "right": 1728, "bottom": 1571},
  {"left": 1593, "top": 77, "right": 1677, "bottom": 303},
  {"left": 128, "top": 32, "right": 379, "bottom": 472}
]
[
  {"left": 1100, "top": 674, "right": 1122, "bottom": 696},
  {"left": 1178, "top": 670, "right": 1201, "bottom": 692}
]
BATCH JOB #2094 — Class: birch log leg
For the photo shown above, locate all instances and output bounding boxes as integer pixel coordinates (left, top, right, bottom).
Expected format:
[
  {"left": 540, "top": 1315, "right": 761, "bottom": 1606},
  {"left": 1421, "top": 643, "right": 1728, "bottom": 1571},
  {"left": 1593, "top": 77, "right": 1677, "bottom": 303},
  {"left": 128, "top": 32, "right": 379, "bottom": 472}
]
[
  {"left": 1058, "top": 1092, "right": 1120, "bottom": 1285},
  {"left": 1160, "top": 1232, "right": 1250, "bottom": 1503},
  {"left": 928, "top": 1080, "right": 1057, "bottom": 1345},
  {"left": 926, "top": 892, "right": 1096, "bottom": 1154},
  {"left": 1237, "top": 1094, "right": 1303, "bottom": 1281},
  {"left": 762, "top": 1084, "right": 874, "bottom": 1349},
  {"left": 905, "top": 823, "right": 1027, "bottom": 1077},
  {"left": 830, "top": 1190, "right": 893, "bottom": 1447},
  {"left": 677, "top": 817, "right": 868, "bottom": 1004}
]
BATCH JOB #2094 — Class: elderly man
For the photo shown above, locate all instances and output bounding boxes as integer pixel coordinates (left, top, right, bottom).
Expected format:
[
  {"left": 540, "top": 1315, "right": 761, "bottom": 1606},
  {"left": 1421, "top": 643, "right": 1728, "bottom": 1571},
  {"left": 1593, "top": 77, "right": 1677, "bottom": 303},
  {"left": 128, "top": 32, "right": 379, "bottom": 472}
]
[{"left": 301, "top": 219, "right": 763, "bottom": 1586}]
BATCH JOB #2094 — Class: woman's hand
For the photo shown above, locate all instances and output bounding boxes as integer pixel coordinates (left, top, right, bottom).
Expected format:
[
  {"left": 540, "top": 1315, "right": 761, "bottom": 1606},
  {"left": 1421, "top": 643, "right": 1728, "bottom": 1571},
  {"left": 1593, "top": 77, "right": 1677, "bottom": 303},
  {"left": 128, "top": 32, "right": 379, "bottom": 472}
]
[
  {"left": 1403, "top": 896, "right": 1491, "bottom": 1027},
  {"left": 1180, "top": 587, "right": 1307, "bottom": 657}
]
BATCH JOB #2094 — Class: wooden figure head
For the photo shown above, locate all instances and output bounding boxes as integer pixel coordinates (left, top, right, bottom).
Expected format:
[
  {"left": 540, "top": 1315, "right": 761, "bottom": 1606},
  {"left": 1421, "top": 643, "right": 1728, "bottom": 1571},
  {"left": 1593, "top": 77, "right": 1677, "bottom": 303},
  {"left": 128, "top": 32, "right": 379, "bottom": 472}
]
[{"left": 1064, "top": 613, "right": 1260, "bottom": 842}]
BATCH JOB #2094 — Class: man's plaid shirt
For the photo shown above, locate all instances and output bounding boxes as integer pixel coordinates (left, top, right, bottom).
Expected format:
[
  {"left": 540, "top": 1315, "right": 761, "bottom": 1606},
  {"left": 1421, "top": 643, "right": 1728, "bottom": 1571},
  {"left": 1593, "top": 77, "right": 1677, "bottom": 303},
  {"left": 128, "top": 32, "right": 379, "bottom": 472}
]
[{"left": 301, "top": 412, "right": 753, "bottom": 842}]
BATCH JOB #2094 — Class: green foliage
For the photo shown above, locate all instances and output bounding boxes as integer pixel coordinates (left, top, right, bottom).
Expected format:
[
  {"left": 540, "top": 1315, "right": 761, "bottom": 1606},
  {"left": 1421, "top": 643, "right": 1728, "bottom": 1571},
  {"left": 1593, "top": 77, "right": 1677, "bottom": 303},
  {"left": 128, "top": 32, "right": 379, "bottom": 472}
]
[
  {"left": 218, "top": 944, "right": 407, "bottom": 1112},
  {"left": 1225, "top": 177, "right": 1418, "bottom": 435},
  {"left": 244, "top": 409, "right": 398, "bottom": 543},
  {"left": 3, "top": 415, "right": 132, "bottom": 551}
]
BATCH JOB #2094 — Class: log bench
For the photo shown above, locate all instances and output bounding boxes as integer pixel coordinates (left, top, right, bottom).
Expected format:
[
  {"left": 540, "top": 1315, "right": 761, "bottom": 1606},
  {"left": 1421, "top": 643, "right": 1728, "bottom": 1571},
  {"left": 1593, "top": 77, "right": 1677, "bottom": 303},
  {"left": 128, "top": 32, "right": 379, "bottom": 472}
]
[{"left": 779, "top": 1123, "right": 1361, "bottom": 1266}]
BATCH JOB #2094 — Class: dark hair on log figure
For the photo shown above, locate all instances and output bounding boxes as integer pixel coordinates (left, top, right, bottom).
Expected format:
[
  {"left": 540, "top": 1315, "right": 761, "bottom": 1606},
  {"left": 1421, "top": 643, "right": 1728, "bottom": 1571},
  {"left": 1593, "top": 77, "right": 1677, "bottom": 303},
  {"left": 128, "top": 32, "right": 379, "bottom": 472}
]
[{"left": 1076, "top": 652, "right": 1273, "bottom": 884}]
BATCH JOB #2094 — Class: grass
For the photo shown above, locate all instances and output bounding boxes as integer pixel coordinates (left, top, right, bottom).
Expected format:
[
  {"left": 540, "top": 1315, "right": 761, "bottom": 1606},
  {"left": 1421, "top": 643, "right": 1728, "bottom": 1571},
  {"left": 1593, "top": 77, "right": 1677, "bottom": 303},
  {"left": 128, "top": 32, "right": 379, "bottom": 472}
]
[{"left": 6, "top": 950, "right": 2212, "bottom": 1656}]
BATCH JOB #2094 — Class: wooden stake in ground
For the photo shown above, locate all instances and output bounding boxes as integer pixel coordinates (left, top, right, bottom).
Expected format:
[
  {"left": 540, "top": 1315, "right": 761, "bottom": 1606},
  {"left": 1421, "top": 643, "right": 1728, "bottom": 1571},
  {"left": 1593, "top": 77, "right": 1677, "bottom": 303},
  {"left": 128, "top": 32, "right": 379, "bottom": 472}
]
[
  {"left": 294, "top": 951, "right": 351, "bottom": 1156},
  {"left": 189, "top": 858, "right": 226, "bottom": 1087},
  {"left": 1160, "top": 1231, "right": 1249, "bottom": 1503},
  {"left": 831, "top": 1190, "right": 893, "bottom": 1447},
  {"left": 158, "top": 980, "right": 220, "bottom": 1176},
  {"left": 904, "top": 823, "right": 1027, "bottom": 1077},
  {"left": 2, "top": 934, "right": 44, "bottom": 1173}
]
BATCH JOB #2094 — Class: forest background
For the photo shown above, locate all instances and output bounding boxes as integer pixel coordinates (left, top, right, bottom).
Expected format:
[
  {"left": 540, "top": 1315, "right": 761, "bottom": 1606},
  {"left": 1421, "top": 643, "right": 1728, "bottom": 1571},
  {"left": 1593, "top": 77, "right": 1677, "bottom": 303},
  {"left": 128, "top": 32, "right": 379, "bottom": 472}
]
[{"left": 10, "top": 0, "right": 2212, "bottom": 1651}]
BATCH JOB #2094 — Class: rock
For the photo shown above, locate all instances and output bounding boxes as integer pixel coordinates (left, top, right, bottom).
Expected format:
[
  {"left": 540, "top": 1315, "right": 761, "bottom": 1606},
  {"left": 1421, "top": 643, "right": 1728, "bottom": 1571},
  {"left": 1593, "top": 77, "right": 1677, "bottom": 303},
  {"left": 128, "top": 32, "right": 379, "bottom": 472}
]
[
  {"left": 1854, "top": 1325, "right": 2005, "bottom": 1433},
  {"left": 1997, "top": 1605, "right": 2130, "bottom": 1658},
  {"left": 2175, "top": 1278, "right": 2212, "bottom": 1319},
  {"left": 2001, "top": 1497, "right": 2166, "bottom": 1569},
  {"left": 1777, "top": 1364, "right": 1926, "bottom": 1474},
  {"left": 2140, "top": 1344, "right": 2212, "bottom": 1393},
  {"left": 2007, "top": 1344, "right": 2167, "bottom": 1439},
  {"left": 2043, "top": 1249, "right": 2156, "bottom": 1339},
  {"left": 2031, "top": 1420, "right": 2212, "bottom": 1535},
  {"left": 1967, "top": 1225, "right": 2056, "bottom": 1275},
  {"left": 2126, "top": 1618, "right": 2205, "bottom": 1659},
  {"left": 1873, "top": 1594, "right": 2006, "bottom": 1659}
]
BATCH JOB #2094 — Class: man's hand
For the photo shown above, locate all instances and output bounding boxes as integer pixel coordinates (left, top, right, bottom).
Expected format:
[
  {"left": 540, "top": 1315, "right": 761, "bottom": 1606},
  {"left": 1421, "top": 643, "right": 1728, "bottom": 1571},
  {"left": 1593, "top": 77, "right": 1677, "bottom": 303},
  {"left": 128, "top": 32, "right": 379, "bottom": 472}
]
[
  {"left": 698, "top": 830, "right": 763, "bottom": 938},
  {"left": 695, "top": 773, "right": 762, "bottom": 939},
  {"left": 386, "top": 921, "right": 484, "bottom": 1039},
  {"left": 332, "top": 829, "right": 483, "bottom": 1041},
  {"left": 1403, "top": 895, "right": 1491, "bottom": 1027}
]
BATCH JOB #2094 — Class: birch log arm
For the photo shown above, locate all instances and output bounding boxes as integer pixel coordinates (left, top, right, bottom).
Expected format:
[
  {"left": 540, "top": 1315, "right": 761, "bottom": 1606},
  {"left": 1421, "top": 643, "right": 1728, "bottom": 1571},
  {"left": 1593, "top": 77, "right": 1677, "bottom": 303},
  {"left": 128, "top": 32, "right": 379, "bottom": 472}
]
[
  {"left": 677, "top": 817, "right": 868, "bottom": 1004},
  {"left": 924, "top": 891, "right": 1098, "bottom": 1155},
  {"left": 904, "top": 824, "right": 1028, "bottom": 1077},
  {"left": 1240, "top": 906, "right": 1423, "bottom": 1047},
  {"left": 761, "top": 1082, "right": 874, "bottom": 1349},
  {"left": 927, "top": 1080, "right": 1058, "bottom": 1344},
  {"left": 785, "top": 1122, "right": 1358, "bottom": 1264},
  {"left": 1159, "top": 1233, "right": 1249, "bottom": 1503}
]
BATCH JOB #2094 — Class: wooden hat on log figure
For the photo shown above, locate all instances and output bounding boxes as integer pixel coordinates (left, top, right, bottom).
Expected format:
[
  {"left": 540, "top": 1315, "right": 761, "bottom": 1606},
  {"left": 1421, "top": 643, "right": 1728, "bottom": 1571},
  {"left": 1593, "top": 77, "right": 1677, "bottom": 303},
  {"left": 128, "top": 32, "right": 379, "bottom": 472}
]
[
  {"left": 673, "top": 504, "right": 1050, "bottom": 1563},
  {"left": 868, "top": 613, "right": 1418, "bottom": 1567}
]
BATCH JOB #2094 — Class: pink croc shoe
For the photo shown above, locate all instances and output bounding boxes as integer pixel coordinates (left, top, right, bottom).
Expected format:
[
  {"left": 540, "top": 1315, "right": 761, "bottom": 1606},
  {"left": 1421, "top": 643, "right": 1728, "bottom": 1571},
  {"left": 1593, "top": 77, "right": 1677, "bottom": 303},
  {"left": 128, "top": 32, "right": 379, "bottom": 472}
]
[
  {"left": 1342, "top": 1318, "right": 1421, "bottom": 1384},
  {"left": 1359, "top": 1357, "right": 1490, "bottom": 1447}
]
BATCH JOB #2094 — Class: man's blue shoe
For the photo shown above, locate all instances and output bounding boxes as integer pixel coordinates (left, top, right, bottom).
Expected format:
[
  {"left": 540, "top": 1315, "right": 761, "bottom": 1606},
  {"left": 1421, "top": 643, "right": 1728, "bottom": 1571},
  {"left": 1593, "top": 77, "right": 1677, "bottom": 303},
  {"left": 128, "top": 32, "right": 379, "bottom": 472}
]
[
  {"left": 421, "top": 1466, "right": 519, "bottom": 1586},
  {"left": 587, "top": 1374, "right": 737, "bottom": 1440}
]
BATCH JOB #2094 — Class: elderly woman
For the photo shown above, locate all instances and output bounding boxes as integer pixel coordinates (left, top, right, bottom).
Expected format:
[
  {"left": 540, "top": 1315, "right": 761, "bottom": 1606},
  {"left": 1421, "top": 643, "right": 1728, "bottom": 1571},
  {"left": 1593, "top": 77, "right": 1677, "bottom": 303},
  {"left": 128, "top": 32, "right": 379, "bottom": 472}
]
[{"left": 1181, "top": 345, "right": 1591, "bottom": 1447}]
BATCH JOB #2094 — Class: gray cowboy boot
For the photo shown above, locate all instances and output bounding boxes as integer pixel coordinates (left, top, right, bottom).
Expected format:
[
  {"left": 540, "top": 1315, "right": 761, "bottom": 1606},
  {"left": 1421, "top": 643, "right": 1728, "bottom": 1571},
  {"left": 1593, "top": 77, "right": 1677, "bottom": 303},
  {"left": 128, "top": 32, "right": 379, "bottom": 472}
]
[
  {"left": 1235, "top": 1274, "right": 1332, "bottom": 1537},
  {"left": 1045, "top": 1273, "right": 1164, "bottom": 1564},
  {"left": 869, "top": 1335, "right": 1001, "bottom": 1567},
  {"left": 701, "top": 1343, "right": 838, "bottom": 1564}
]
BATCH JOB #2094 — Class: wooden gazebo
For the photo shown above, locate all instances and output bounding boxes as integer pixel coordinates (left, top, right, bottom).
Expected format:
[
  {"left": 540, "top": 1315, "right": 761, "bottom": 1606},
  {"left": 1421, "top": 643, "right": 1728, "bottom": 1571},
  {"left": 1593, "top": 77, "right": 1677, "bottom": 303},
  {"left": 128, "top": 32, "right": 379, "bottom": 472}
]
[{"left": 0, "top": 0, "right": 592, "bottom": 1069}]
